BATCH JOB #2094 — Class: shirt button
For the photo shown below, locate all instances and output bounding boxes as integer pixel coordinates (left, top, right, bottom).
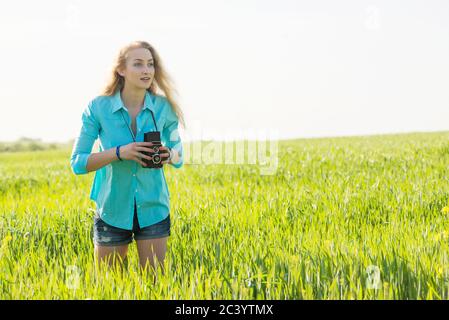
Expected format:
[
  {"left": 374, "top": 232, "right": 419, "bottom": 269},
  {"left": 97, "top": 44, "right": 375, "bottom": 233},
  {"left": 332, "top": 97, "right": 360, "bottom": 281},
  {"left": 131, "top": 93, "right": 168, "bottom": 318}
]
[
  {"left": 133, "top": 174, "right": 136, "bottom": 177},
  {"left": 135, "top": 189, "right": 138, "bottom": 193}
]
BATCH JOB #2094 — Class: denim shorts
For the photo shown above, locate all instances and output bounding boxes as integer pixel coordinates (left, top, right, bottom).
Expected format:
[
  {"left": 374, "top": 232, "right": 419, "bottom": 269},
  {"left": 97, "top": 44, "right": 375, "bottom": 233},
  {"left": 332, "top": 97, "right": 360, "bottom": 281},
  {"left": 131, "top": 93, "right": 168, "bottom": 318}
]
[{"left": 93, "top": 199, "right": 171, "bottom": 246}]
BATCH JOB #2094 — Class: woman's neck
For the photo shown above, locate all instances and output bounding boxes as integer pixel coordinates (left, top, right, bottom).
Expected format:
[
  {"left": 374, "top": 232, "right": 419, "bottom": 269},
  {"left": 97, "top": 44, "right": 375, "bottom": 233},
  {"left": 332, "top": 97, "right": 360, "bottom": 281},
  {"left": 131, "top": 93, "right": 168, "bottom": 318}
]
[{"left": 120, "top": 85, "right": 146, "bottom": 112}]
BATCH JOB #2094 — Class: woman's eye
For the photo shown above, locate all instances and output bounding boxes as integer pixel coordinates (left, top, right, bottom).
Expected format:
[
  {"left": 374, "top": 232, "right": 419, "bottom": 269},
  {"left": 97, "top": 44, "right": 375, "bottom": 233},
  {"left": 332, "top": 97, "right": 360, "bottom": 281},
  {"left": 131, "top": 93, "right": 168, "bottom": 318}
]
[{"left": 134, "top": 63, "right": 153, "bottom": 67}]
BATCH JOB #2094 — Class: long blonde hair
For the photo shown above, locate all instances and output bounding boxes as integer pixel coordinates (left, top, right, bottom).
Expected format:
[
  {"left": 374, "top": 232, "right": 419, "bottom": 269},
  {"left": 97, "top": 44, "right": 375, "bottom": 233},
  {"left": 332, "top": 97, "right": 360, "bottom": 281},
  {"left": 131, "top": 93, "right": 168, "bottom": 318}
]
[{"left": 102, "top": 40, "right": 185, "bottom": 128}]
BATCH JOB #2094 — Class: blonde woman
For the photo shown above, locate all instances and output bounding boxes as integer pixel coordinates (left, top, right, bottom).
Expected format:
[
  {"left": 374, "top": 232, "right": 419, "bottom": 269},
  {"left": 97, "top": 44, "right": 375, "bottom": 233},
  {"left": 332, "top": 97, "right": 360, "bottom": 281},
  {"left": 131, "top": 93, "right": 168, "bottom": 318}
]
[{"left": 70, "top": 41, "right": 185, "bottom": 277}]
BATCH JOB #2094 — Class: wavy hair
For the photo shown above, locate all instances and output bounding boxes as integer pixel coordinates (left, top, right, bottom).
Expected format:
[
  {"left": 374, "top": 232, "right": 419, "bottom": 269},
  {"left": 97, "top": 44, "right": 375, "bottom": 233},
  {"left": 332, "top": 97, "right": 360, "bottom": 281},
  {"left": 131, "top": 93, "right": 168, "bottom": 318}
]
[{"left": 101, "top": 40, "right": 185, "bottom": 128}]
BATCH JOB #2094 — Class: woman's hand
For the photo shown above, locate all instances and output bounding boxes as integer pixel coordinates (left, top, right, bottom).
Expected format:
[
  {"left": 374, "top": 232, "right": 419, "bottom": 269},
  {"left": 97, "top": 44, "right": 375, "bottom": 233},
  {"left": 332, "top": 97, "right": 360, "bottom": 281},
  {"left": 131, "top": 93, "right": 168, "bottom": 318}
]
[
  {"left": 119, "top": 142, "right": 154, "bottom": 166},
  {"left": 160, "top": 146, "right": 180, "bottom": 165},
  {"left": 159, "top": 146, "right": 172, "bottom": 165}
]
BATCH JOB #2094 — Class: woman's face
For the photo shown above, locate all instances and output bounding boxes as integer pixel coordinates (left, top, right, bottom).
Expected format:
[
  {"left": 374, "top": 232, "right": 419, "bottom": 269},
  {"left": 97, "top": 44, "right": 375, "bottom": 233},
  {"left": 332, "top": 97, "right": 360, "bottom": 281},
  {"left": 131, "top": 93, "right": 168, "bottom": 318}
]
[{"left": 118, "top": 47, "right": 155, "bottom": 89}]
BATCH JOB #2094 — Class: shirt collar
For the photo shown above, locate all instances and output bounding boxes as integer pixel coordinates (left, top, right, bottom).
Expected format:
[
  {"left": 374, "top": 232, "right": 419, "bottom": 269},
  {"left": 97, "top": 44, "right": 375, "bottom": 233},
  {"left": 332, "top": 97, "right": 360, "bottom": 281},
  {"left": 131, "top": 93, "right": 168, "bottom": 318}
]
[{"left": 111, "top": 89, "right": 156, "bottom": 113}]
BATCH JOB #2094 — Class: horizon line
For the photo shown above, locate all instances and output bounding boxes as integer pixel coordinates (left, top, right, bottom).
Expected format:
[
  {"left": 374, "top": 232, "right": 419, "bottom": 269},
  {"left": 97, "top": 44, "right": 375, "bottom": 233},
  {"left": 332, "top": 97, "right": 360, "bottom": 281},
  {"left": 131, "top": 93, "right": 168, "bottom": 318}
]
[{"left": 1, "top": 129, "right": 448, "bottom": 145}]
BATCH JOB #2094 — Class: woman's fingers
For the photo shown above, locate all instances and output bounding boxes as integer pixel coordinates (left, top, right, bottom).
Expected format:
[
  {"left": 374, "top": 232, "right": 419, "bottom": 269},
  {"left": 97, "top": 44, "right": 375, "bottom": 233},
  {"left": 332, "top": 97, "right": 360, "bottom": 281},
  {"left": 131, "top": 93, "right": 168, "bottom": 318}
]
[
  {"left": 129, "top": 145, "right": 172, "bottom": 166},
  {"left": 136, "top": 153, "right": 152, "bottom": 161},
  {"left": 132, "top": 154, "right": 147, "bottom": 166},
  {"left": 160, "top": 152, "right": 171, "bottom": 165},
  {"left": 136, "top": 146, "right": 157, "bottom": 153},
  {"left": 136, "top": 142, "right": 153, "bottom": 147},
  {"left": 158, "top": 147, "right": 170, "bottom": 158}
]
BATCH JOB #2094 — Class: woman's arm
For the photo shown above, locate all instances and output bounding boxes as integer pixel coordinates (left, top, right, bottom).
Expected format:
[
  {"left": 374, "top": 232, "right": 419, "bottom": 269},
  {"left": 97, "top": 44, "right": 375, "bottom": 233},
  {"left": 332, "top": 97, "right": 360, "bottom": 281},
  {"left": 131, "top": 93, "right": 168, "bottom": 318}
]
[
  {"left": 161, "top": 101, "right": 184, "bottom": 168},
  {"left": 85, "top": 147, "right": 119, "bottom": 172},
  {"left": 70, "top": 100, "right": 155, "bottom": 174},
  {"left": 70, "top": 101, "right": 100, "bottom": 175},
  {"left": 85, "top": 142, "right": 156, "bottom": 172}
]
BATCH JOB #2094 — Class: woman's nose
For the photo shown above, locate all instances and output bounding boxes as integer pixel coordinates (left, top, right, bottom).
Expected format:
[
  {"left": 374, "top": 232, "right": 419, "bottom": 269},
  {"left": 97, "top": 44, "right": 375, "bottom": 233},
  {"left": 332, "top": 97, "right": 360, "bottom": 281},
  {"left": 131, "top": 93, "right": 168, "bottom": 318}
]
[{"left": 144, "top": 66, "right": 153, "bottom": 74}]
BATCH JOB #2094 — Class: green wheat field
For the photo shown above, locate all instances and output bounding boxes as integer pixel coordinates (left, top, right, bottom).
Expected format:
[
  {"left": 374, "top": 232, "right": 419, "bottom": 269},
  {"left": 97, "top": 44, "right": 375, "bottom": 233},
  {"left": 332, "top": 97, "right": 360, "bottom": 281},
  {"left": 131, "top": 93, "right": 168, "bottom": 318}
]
[{"left": 1, "top": 131, "right": 449, "bottom": 299}]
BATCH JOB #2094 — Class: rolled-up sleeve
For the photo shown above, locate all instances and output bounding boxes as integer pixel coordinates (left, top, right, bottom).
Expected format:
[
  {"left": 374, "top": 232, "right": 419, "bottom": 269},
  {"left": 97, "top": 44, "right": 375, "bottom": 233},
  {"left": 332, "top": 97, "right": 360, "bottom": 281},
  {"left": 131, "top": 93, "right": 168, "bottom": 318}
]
[
  {"left": 70, "top": 100, "right": 100, "bottom": 175},
  {"left": 162, "top": 100, "right": 183, "bottom": 169}
]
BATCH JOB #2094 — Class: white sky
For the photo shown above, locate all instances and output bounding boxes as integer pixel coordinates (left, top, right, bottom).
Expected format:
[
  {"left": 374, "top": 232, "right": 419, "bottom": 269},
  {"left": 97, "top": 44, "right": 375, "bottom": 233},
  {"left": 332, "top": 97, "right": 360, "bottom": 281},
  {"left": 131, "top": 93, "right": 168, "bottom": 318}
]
[{"left": 0, "top": 0, "right": 448, "bottom": 142}]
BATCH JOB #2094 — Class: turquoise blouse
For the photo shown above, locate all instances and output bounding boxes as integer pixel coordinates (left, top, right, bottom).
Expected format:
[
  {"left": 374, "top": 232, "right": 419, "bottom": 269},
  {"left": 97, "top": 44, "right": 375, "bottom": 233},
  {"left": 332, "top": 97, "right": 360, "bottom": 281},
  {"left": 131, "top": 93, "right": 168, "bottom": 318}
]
[{"left": 70, "top": 89, "right": 183, "bottom": 230}]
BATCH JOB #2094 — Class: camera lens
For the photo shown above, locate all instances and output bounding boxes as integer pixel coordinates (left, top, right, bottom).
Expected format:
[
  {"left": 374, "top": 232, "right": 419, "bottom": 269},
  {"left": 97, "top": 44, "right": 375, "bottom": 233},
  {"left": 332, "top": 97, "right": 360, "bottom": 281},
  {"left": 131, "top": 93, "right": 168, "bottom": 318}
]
[
  {"left": 153, "top": 146, "right": 160, "bottom": 153},
  {"left": 153, "top": 155, "right": 161, "bottom": 164}
]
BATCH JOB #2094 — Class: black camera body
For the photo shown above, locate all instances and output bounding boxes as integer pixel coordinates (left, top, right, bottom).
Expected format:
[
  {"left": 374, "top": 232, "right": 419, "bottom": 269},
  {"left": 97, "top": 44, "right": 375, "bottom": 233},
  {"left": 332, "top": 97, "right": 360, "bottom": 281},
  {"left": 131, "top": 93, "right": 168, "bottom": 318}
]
[{"left": 143, "top": 131, "right": 166, "bottom": 168}]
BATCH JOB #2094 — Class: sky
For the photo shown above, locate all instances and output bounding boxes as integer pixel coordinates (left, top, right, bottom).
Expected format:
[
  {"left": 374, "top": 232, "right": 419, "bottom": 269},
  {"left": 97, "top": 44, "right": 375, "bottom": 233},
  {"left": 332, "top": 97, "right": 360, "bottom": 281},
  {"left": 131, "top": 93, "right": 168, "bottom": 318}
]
[{"left": 0, "top": 0, "right": 448, "bottom": 143}]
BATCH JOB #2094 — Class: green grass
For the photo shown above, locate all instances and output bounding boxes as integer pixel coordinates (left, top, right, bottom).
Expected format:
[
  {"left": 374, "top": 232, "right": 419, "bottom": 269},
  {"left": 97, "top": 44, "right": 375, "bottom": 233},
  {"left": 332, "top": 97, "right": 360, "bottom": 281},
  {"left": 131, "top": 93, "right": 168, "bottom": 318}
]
[{"left": 1, "top": 131, "right": 449, "bottom": 299}]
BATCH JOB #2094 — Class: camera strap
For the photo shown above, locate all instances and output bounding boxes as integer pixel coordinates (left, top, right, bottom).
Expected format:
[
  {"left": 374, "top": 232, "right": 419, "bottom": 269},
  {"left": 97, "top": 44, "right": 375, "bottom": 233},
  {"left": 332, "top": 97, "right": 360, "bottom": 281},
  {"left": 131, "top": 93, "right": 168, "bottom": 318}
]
[{"left": 119, "top": 108, "right": 158, "bottom": 143}]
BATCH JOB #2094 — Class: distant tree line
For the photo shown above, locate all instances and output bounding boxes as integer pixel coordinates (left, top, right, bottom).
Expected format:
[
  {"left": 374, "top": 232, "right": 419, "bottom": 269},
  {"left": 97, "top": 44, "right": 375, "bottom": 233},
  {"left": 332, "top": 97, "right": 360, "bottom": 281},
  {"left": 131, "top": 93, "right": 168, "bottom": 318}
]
[{"left": 0, "top": 137, "right": 73, "bottom": 153}]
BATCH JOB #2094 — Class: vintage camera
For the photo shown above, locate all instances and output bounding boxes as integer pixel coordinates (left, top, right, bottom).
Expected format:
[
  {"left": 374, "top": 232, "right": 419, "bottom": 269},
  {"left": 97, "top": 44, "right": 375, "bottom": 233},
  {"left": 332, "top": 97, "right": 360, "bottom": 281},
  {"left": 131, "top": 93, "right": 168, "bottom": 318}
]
[{"left": 143, "top": 131, "right": 170, "bottom": 168}]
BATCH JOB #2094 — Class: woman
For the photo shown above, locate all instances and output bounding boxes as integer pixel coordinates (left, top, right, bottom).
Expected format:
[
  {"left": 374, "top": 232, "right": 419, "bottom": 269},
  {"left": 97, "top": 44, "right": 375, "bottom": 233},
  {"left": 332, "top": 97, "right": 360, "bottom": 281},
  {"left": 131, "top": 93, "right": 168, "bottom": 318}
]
[{"left": 70, "top": 40, "right": 185, "bottom": 277}]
